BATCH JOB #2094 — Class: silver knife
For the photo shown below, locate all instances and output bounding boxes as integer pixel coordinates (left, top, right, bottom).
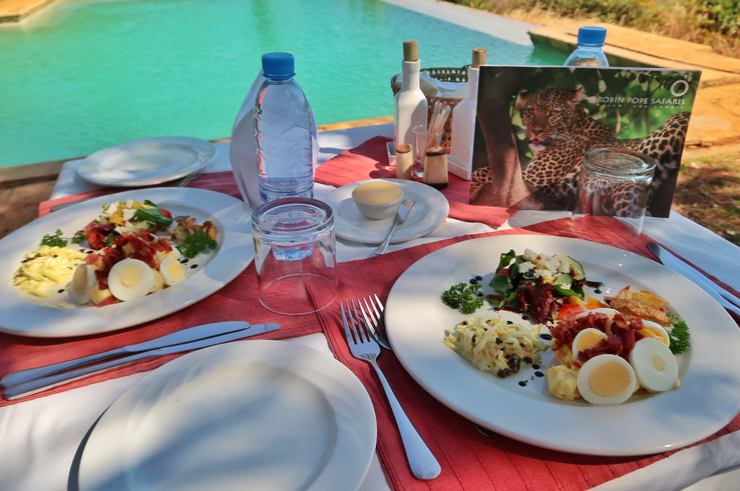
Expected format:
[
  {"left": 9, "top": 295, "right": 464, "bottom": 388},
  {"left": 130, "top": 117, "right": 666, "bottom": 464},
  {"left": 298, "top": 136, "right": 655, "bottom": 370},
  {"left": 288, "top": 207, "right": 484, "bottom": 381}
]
[
  {"left": 2, "top": 322, "right": 280, "bottom": 400},
  {"left": 647, "top": 242, "right": 740, "bottom": 317},
  {"left": 1, "top": 321, "right": 253, "bottom": 389},
  {"left": 375, "top": 198, "right": 414, "bottom": 255}
]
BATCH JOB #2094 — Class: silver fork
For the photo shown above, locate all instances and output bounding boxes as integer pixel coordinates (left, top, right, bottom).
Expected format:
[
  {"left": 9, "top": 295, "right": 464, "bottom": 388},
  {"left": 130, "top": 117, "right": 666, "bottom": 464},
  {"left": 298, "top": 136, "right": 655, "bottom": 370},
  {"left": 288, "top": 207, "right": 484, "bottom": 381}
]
[
  {"left": 340, "top": 300, "right": 441, "bottom": 480},
  {"left": 355, "top": 294, "right": 391, "bottom": 350}
]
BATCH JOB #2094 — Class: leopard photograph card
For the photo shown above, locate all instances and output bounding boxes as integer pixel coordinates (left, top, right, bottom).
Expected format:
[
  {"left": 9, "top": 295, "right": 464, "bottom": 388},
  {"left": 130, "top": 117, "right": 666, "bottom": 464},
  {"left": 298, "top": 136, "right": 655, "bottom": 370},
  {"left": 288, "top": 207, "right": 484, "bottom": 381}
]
[{"left": 469, "top": 66, "right": 701, "bottom": 217}]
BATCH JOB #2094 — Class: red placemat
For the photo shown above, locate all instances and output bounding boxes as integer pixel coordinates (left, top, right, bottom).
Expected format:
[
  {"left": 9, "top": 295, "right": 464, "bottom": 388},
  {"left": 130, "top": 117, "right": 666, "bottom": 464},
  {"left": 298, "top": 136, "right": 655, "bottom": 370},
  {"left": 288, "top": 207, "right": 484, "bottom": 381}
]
[
  {"left": 314, "top": 136, "right": 516, "bottom": 229},
  {"left": 314, "top": 216, "right": 740, "bottom": 491},
  {"left": 37, "top": 171, "right": 241, "bottom": 218}
]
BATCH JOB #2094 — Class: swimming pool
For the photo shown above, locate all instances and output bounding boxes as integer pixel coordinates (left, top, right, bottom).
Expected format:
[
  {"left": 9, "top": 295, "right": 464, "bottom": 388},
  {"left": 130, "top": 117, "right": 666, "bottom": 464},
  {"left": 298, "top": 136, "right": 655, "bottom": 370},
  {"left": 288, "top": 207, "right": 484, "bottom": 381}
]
[{"left": 0, "top": 0, "right": 565, "bottom": 168}]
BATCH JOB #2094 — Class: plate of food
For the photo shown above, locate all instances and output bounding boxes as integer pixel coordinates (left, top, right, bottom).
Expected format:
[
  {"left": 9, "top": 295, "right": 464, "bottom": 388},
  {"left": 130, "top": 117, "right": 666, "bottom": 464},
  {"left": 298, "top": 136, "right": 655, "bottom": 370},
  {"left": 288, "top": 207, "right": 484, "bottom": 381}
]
[
  {"left": 78, "top": 340, "right": 376, "bottom": 491},
  {"left": 385, "top": 234, "right": 740, "bottom": 456},
  {"left": 0, "top": 188, "right": 253, "bottom": 337},
  {"left": 77, "top": 136, "right": 217, "bottom": 187}
]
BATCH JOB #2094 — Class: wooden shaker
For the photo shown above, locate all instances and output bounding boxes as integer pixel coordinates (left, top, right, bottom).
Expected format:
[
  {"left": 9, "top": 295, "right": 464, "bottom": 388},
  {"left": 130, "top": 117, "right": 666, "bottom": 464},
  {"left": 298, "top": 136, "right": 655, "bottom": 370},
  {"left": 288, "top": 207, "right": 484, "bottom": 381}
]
[
  {"left": 395, "top": 144, "right": 413, "bottom": 180},
  {"left": 423, "top": 146, "right": 448, "bottom": 189}
]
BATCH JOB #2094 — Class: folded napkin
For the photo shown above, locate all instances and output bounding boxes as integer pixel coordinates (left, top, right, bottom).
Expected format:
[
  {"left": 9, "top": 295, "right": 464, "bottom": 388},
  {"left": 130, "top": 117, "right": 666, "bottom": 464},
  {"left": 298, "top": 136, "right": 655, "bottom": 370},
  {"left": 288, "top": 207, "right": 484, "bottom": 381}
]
[
  {"left": 314, "top": 135, "right": 516, "bottom": 229},
  {"left": 315, "top": 216, "right": 740, "bottom": 491}
]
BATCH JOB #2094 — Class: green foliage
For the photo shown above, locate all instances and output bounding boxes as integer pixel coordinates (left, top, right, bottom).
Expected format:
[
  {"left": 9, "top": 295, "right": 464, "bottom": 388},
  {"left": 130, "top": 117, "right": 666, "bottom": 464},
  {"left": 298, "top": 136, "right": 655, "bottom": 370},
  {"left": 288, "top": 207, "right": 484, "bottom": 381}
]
[{"left": 693, "top": 0, "right": 740, "bottom": 35}]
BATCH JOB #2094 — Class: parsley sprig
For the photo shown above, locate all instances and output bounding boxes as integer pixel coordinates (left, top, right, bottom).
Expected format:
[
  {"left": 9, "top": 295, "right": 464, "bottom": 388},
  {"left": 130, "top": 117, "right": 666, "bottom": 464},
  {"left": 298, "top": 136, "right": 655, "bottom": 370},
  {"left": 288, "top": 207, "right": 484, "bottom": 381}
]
[
  {"left": 41, "top": 229, "right": 85, "bottom": 247},
  {"left": 442, "top": 283, "right": 484, "bottom": 315},
  {"left": 667, "top": 312, "right": 691, "bottom": 355},
  {"left": 176, "top": 229, "right": 217, "bottom": 259}
]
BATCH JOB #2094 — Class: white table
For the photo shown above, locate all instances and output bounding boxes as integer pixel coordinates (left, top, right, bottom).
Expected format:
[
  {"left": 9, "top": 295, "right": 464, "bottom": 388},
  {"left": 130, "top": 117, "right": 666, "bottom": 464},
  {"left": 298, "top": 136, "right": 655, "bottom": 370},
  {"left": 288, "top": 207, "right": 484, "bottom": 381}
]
[{"left": 2, "top": 124, "right": 739, "bottom": 491}]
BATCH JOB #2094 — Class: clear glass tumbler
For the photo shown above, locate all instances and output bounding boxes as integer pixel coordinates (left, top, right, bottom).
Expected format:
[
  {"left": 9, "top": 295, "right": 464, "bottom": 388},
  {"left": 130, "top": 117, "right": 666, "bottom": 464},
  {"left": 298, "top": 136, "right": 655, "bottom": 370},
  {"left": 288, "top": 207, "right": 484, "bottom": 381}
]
[
  {"left": 252, "top": 198, "right": 338, "bottom": 315},
  {"left": 412, "top": 124, "right": 443, "bottom": 179},
  {"left": 570, "top": 148, "right": 656, "bottom": 244}
]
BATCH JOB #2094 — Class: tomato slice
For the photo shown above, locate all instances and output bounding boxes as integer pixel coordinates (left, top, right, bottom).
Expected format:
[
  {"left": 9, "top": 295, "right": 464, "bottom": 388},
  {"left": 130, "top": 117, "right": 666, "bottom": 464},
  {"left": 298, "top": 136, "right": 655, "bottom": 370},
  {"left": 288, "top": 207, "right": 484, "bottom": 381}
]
[
  {"left": 557, "top": 303, "right": 587, "bottom": 322},
  {"left": 160, "top": 208, "right": 172, "bottom": 219}
]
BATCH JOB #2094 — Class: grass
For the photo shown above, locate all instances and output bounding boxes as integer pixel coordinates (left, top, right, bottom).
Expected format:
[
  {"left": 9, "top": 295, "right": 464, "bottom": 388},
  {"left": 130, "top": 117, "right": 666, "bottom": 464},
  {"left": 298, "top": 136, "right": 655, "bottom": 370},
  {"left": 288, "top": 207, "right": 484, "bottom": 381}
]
[
  {"left": 672, "top": 153, "right": 740, "bottom": 246},
  {"left": 446, "top": 0, "right": 740, "bottom": 58}
]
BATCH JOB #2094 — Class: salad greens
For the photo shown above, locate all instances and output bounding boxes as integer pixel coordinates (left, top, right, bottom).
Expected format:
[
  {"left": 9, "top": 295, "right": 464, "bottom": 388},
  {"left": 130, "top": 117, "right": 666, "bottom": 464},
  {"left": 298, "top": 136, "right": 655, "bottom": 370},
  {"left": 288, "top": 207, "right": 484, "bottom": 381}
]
[
  {"left": 489, "top": 249, "right": 586, "bottom": 324},
  {"left": 132, "top": 200, "right": 173, "bottom": 227}
]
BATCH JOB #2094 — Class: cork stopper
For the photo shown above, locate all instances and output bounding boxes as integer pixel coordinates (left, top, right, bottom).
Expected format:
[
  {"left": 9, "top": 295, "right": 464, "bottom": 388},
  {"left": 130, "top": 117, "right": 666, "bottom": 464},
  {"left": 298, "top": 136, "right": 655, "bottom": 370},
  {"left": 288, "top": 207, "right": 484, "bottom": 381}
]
[
  {"left": 396, "top": 143, "right": 412, "bottom": 154},
  {"left": 472, "top": 48, "right": 487, "bottom": 69},
  {"left": 425, "top": 146, "right": 447, "bottom": 157},
  {"left": 403, "top": 41, "right": 419, "bottom": 62}
]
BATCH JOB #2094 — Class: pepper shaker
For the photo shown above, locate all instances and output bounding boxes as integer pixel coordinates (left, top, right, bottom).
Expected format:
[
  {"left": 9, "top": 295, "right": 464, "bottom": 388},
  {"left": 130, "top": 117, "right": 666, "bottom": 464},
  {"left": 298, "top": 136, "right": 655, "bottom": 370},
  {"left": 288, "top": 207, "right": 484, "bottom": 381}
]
[{"left": 423, "top": 146, "right": 448, "bottom": 190}]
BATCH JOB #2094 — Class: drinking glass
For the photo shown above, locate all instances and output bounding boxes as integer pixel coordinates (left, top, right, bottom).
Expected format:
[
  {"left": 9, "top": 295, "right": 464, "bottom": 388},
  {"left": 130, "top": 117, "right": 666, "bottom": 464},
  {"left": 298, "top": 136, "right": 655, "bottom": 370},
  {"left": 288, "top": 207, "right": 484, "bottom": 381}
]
[
  {"left": 252, "top": 198, "right": 338, "bottom": 315},
  {"left": 571, "top": 148, "right": 656, "bottom": 244},
  {"left": 412, "top": 124, "right": 443, "bottom": 179}
]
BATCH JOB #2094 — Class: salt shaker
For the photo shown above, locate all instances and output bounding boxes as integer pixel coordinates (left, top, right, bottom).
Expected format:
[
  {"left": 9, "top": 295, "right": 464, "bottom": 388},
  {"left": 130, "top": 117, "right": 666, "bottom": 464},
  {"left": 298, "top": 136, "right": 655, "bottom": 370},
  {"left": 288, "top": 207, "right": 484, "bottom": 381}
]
[{"left": 395, "top": 143, "right": 413, "bottom": 180}]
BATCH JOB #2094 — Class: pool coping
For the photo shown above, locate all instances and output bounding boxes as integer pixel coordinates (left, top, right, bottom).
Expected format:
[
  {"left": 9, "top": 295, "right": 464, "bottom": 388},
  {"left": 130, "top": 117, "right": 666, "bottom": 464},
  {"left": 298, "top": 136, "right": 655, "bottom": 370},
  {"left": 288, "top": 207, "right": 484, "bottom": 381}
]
[{"left": 0, "top": 0, "right": 56, "bottom": 23}]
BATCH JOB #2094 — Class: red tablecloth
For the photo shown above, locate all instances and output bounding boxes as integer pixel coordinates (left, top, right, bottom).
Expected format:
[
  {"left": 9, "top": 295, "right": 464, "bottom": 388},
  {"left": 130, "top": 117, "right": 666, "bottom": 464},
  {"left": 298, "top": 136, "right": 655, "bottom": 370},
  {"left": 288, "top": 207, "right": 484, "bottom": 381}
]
[{"left": 15, "top": 138, "right": 740, "bottom": 491}]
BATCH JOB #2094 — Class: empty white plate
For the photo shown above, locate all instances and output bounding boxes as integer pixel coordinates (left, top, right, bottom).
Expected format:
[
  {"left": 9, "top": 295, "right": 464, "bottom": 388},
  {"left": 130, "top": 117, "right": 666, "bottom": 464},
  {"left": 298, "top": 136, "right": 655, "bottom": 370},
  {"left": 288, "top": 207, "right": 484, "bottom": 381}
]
[
  {"left": 79, "top": 340, "right": 377, "bottom": 491},
  {"left": 78, "top": 136, "right": 217, "bottom": 187}
]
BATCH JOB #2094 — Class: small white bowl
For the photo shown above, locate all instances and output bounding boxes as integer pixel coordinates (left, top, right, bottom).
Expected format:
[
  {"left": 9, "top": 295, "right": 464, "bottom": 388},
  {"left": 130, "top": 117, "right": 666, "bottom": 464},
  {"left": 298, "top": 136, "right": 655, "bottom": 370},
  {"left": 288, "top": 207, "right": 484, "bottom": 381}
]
[{"left": 351, "top": 181, "right": 403, "bottom": 220}]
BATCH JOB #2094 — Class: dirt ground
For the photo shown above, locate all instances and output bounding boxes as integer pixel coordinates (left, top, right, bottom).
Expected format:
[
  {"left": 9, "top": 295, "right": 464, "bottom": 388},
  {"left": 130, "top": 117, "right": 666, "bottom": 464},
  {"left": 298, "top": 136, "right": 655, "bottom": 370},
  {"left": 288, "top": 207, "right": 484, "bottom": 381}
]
[{"left": 673, "top": 146, "right": 740, "bottom": 246}]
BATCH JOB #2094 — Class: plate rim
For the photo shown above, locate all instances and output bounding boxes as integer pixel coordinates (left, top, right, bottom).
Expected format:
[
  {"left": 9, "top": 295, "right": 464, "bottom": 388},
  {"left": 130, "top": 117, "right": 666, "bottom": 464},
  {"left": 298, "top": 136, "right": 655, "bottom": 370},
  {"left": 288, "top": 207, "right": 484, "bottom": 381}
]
[
  {"left": 77, "top": 340, "right": 377, "bottom": 491},
  {"left": 77, "top": 136, "right": 217, "bottom": 187},
  {"left": 322, "top": 178, "right": 449, "bottom": 244},
  {"left": 385, "top": 234, "right": 740, "bottom": 456},
  {"left": 0, "top": 187, "right": 253, "bottom": 338}
]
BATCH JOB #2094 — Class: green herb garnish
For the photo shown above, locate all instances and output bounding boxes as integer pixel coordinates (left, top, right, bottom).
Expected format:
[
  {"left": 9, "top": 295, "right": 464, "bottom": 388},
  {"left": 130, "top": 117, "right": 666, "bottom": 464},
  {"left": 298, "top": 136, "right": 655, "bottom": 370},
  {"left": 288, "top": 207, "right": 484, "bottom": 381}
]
[
  {"left": 177, "top": 229, "right": 218, "bottom": 259},
  {"left": 442, "top": 282, "right": 484, "bottom": 315},
  {"left": 667, "top": 312, "right": 691, "bottom": 355},
  {"left": 132, "top": 201, "right": 173, "bottom": 227},
  {"left": 41, "top": 229, "right": 85, "bottom": 247}
]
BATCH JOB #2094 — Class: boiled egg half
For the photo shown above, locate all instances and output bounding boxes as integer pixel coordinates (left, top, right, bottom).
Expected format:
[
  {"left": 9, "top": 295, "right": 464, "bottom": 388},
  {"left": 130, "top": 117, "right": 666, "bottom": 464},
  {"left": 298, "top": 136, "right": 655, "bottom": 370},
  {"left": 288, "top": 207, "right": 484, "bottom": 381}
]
[
  {"left": 108, "top": 258, "right": 155, "bottom": 301},
  {"left": 629, "top": 338, "right": 678, "bottom": 393},
  {"left": 576, "top": 354, "right": 636, "bottom": 405},
  {"left": 571, "top": 328, "right": 608, "bottom": 361},
  {"left": 69, "top": 264, "right": 97, "bottom": 305},
  {"left": 159, "top": 257, "right": 185, "bottom": 286}
]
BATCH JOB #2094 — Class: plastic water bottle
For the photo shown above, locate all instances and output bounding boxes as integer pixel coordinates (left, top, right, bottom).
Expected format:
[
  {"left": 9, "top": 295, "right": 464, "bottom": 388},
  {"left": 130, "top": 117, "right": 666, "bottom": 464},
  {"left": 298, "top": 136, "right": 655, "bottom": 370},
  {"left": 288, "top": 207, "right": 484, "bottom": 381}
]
[
  {"left": 230, "top": 68, "right": 319, "bottom": 209},
  {"left": 564, "top": 27, "right": 609, "bottom": 67},
  {"left": 254, "top": 52, "right": 315, "bottom": 202}
]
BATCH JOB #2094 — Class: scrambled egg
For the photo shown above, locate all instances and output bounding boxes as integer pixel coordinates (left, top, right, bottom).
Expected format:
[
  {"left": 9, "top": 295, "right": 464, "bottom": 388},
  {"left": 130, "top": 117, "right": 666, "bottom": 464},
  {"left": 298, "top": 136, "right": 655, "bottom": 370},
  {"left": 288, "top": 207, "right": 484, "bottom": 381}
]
[{"left": 9, "top": 246, "right": 87, "bottom": 297}]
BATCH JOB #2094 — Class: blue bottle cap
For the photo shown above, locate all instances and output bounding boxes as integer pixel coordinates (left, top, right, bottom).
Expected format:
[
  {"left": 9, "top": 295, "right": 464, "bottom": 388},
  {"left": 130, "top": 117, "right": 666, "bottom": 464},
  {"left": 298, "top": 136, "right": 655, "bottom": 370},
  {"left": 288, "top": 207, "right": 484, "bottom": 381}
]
[
  {"left": 577, "top": 26, "right": 607, "bottom": 46},
  {"left": 261, "top": 52, "right": 295, "bottom": 78}
]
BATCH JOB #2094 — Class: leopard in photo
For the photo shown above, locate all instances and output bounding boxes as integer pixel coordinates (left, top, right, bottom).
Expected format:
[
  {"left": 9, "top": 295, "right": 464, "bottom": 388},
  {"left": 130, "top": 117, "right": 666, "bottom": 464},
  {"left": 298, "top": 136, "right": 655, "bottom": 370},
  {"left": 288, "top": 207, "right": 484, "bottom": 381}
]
[{"left": 470, "top": 87, "right": 690, "bottom": 217}]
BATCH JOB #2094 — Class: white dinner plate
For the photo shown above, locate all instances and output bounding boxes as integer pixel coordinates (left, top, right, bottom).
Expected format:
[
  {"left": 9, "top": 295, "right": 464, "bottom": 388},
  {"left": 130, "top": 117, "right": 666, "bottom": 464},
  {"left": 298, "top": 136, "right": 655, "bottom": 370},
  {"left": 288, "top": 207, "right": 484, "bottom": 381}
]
[
  {"left": 322, "top": 179, "right": 449, "bottom": 244},
  {"left": 77, "top": 136, "right": 217, "bottom": 187},
  {"left": 385, "top": 235, "right": 740, "bottom": 456},
  {"left": 0, "top": 188, "right": 253, "bottom": 337},
  {"left": 78, "top": 340, "right": 376, "bottom": 491}
]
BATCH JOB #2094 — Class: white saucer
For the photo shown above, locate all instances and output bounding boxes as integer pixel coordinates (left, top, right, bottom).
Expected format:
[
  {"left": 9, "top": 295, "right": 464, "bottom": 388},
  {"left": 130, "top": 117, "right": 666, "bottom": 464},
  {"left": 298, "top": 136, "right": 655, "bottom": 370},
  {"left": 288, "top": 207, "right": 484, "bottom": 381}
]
[
  {"left": 78, "top": 136, "right": 217, "bottom": 187},
  {"left": 323, "top": 179, "right": 449, "bottom": 244}
]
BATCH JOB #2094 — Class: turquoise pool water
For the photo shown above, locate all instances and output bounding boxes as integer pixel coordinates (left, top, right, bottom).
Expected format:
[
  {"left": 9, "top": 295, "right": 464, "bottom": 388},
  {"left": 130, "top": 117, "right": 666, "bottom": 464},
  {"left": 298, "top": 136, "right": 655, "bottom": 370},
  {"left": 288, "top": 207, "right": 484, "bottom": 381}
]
[{"left": 0, "top": 0, "right": 565, "bottom": 168}]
